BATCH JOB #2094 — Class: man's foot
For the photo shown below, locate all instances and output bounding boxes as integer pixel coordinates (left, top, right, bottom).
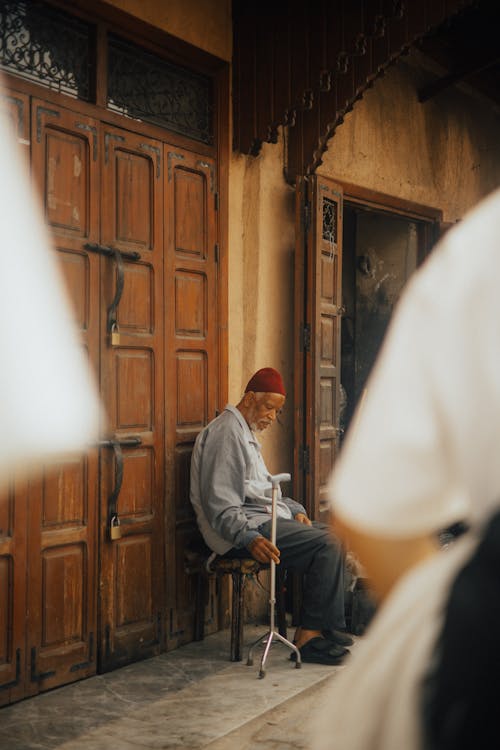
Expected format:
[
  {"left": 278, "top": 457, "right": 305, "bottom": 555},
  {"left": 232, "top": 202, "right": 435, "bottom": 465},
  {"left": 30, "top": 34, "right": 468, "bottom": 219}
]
[
  {"left": 290, "top": 636, "right": 349, "bottom": 665},
  {"left": 322, "top": 629, "right": 354, "bottom": 647}
]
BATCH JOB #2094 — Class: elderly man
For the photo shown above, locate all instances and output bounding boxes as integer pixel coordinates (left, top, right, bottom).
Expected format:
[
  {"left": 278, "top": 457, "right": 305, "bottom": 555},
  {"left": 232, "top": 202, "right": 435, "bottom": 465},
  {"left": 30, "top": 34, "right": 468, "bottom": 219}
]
[{"left": 190, "top": 367, "right": 351, "bottom": 664}]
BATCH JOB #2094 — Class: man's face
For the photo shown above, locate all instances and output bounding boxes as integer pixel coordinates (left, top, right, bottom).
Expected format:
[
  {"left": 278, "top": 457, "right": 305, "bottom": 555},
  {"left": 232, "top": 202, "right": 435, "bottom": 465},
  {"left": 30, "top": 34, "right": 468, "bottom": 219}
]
[{"left": 247, "top": 392, "right": 286, "bottom": 432}]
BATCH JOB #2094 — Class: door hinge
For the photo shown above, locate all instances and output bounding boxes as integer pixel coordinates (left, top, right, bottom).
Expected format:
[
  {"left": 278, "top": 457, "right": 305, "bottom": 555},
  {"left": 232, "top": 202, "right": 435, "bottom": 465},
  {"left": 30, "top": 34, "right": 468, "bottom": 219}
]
[
  {"left": 30, "top": 647, "right": 56, "bottom": 683},
  {"left": 69, "top": 631, "right": 94, "bottom": 672},
  {"left": 300, "top": 322, "right": 311, "bottom": 353},
  {"left": 215, "top": 243, "right": 220, "bottom": 263},
  {"left": 0, "top": 648, "right": 20, "bottom": 691},
  {"left": 214, "top": 191, "right": 219, "bottom": 211},
  {"left": 169, "top": 609, "right": 184, "bottom": 638},
  {"left": 299, "top": 445, "right": 311, "bottom": 474}
]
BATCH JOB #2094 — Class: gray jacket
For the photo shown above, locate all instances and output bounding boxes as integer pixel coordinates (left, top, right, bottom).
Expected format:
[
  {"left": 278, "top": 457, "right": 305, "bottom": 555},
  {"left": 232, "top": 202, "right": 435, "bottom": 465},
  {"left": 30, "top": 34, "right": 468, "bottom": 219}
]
[{"left": 190, "top": 405, "right": 306, "bottom": 553}]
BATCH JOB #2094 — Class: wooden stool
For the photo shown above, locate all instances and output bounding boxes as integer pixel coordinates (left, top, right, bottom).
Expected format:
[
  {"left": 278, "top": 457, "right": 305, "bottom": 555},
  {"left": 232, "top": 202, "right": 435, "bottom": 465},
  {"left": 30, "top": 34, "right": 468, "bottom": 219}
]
[{"left": 186, "top": 553, "right": 288, "bottom": 661}]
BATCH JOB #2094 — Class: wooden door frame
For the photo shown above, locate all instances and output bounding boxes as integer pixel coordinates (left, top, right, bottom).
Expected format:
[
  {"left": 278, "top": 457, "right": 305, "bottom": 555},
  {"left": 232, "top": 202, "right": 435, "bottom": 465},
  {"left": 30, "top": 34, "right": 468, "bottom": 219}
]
[
  {"left": 334, "top": 180, "right": 443, "bottom": 222},
  {"left": 339, "top": 180, "right": 443, "bottom": 272}
]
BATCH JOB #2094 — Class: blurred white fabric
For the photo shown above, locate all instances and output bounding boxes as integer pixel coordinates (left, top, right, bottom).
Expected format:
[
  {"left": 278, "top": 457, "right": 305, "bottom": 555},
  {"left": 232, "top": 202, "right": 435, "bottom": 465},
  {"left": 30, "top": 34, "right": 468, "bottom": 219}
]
[
  {"left": 313, "top": 533, "right": 477, "bottom": 750},
  {"left": 0, "top": 90, "right": 101, "bottom": 478}
]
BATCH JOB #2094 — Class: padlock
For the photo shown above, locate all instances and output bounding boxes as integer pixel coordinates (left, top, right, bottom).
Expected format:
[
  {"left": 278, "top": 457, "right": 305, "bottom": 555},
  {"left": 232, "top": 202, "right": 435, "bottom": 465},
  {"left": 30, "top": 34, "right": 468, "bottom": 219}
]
[
  {"left": 110, "top": 323, "right": 121, "bottom": 347},
  {"left": 110, "top": 515, "right": 122, "bottom": 540}
]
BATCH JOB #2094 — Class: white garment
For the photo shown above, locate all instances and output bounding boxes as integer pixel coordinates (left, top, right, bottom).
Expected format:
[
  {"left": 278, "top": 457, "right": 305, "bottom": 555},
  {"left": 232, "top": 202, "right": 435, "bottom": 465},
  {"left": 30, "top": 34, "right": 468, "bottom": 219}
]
[
  {"left": 316, "top": 189, "right": 500, "bottom": 750},
  {"left": 0, "top": 85, "right": 101, "bottom": 480},
  {"left": 329, "top": 187, "right": 500, "bottom": 537},
  {"left": 313, "top": 534, "right": 477, "bottom": 750}
]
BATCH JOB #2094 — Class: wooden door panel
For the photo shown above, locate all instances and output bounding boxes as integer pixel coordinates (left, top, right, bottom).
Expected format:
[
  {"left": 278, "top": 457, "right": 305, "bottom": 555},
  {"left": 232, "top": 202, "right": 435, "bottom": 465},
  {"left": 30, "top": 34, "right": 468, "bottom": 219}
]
[
  {"left": 165, "top": 149, "right": 218, "bottom": 647},
  {"left": 114, "top": 536, "right": 153, "bottom": 626},
  {"left": 0, "top": 88, "right": 29, "bottom": 156},
  {"left": 174, "top": 170, "right": 208, "bottom": 256},
  {"left": 315, "top": 181, "right": 343, "bottom": 517},
  {"left": 99, "top": 125, "right": 164, "bottom": 671},
  {"left": 26, "top": 462, "right": 97, "bottom": 695},
  {"left": 115, "top": 152, "right": 153, "bottom": 245},
  {"left": 119, "top": 264, "right": 154, "bottom": 332},
  {"left": 42, "top": 546, "right": 85, "bottom": 639},
  {"left": 118, "top": 448, "right": 154, "bottom": 517},
  {"left": 175, "top": 271, "right": 207, "bottom": 336},
  {"left": 28, "top": 99, "right": 100, "bottom": 694},
  {"left": 295, "top": 176, "right": 343, "bottom": 520},
  {"left": 45, "top": 130, "right": 90, "bottom": 233},
  {"left": 57, "top": 250, "right": 92, "bottom": 332},
  {"left": 114, "top": 349, "right": 154, "bottom": 428},
  {"left": 0, "top": 478, "right": 27, "bottom": 706}
]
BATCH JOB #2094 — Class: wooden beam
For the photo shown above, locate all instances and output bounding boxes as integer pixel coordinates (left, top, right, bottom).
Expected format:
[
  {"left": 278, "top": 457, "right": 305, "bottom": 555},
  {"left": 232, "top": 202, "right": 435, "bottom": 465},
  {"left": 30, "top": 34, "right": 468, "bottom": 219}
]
[{"left": 418, "top": 55, "right": 500, "bottom": 102}]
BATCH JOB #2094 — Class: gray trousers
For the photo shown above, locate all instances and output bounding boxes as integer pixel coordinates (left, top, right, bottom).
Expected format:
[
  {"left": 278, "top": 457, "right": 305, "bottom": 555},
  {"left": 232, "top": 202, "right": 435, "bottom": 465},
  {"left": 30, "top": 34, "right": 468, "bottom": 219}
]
[{"left": 258, "top": 519, "right": 346, "bottom": 632}]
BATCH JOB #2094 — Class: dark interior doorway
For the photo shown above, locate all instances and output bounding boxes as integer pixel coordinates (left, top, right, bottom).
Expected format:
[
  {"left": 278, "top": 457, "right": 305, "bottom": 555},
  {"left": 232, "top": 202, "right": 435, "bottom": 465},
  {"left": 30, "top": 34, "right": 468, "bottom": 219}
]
[{"left": 341, "top": 203, "right": 428, "bottom": 434}]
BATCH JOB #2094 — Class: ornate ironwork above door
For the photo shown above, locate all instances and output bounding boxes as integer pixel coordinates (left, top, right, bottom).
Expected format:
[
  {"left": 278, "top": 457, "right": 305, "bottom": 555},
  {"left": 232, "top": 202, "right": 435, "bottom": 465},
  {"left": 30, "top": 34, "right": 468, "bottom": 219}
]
[
  {"left": 0, "top": 0, "right": 91, "bottom": 100},
  {"left": 107, "top": 34, "right": 213, "bottom": 145},
  {"left": 0, "top": 2, "right": 215, "bottom": 145}
]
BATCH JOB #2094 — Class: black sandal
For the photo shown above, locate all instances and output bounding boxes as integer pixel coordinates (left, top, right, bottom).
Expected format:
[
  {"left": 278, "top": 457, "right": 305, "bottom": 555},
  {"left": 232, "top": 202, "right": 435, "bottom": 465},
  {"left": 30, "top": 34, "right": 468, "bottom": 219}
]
[
  {"left": 290, "top": 636, "right": 349, "bottom": 665},
  {"left": 322, "top": 629, "right": 354, "bottom": 647}
]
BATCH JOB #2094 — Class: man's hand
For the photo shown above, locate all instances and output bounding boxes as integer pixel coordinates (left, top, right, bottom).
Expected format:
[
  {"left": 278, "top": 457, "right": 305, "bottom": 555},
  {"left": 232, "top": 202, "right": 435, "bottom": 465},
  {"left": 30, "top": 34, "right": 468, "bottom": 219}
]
[
  {"left": 248, "top": 535, "right": 280, "bottom": 564},
  {"left": 295, "top": 512, "right": 312, "bottom": 526}
]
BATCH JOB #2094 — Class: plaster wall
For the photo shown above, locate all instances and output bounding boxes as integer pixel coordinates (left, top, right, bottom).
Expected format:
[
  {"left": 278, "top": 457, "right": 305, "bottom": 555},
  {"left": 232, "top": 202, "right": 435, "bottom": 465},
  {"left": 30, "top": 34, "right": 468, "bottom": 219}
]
[
  {"left": 102, "top": 0, "right": 232, "bottom": 60},
  {"left": 228, "top": 141, "right": 296, "bottom": 476},
  {"left": 320, "top": 53, "right": 500, "bottom": 222}
]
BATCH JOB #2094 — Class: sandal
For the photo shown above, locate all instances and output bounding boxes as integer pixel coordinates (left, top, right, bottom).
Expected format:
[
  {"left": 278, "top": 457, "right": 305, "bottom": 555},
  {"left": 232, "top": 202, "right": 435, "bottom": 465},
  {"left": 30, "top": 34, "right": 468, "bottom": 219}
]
[
  {"left": 290, "top": 636, "right": 349, "bottom": 665},
  {"left": 322, "top": 629, "right": 354, "bottom": 647}
]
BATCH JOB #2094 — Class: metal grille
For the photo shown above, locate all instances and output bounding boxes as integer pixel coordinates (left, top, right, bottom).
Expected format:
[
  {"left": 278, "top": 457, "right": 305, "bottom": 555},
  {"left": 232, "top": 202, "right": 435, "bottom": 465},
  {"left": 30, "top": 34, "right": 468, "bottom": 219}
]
[
  {"left": 0, "top": 0, "right": 91, "bottom": 99},
  {"left": 107, "top": 34, "right": 213, "bottom": 144},
  {"left": 322, "top": 197, "right": 338, "bottom": 245}
]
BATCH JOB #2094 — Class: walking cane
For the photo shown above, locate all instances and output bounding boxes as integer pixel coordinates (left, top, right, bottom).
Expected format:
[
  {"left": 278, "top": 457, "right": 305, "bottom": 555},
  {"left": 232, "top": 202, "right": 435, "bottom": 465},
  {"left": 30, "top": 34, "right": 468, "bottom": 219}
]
[{"left": 247, "top": 473, "right": 302, "bottom": 678}]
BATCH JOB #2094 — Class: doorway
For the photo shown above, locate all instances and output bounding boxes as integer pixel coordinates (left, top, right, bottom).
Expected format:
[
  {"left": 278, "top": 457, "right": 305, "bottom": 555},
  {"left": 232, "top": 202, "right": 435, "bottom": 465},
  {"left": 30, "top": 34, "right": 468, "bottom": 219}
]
[{"left": 341, "top": 202, "right": 436, "bottom": 434}]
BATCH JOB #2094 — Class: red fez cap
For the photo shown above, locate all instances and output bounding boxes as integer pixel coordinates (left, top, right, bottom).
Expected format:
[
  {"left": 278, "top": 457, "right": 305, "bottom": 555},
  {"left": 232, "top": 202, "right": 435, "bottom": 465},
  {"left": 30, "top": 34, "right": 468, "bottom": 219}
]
[{"left": 245, "top": 367, "right": 286, "bottom": 396}]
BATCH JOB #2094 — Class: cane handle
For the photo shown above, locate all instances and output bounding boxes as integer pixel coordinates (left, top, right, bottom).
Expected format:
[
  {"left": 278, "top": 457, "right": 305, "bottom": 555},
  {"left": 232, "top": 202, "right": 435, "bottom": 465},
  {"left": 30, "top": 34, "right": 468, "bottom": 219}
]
[{"left": 267, "top": 472, "right": 291, "bottom": 487}]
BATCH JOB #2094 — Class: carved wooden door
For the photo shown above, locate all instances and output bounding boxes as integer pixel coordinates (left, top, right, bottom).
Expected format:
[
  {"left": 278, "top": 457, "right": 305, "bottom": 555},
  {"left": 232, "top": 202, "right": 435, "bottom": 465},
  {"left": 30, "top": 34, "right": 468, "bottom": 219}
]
[
  {"left": 27, "top": 106, "right": 166, "bottom": 682},
  {"left": 27, "top": 98, "right": 101, "bottom": 694},
  {"left": 164, "top": 147, "right": 219, "bottom": 648},
  {"left": 0, "top": 90, "right": 220, "bottom": 702},
  {"left": 98, "top": 124, "right": 165, "bottom": 671},
  {"left": 294, "top": 175, "right": 344, "bottom": 520}
]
